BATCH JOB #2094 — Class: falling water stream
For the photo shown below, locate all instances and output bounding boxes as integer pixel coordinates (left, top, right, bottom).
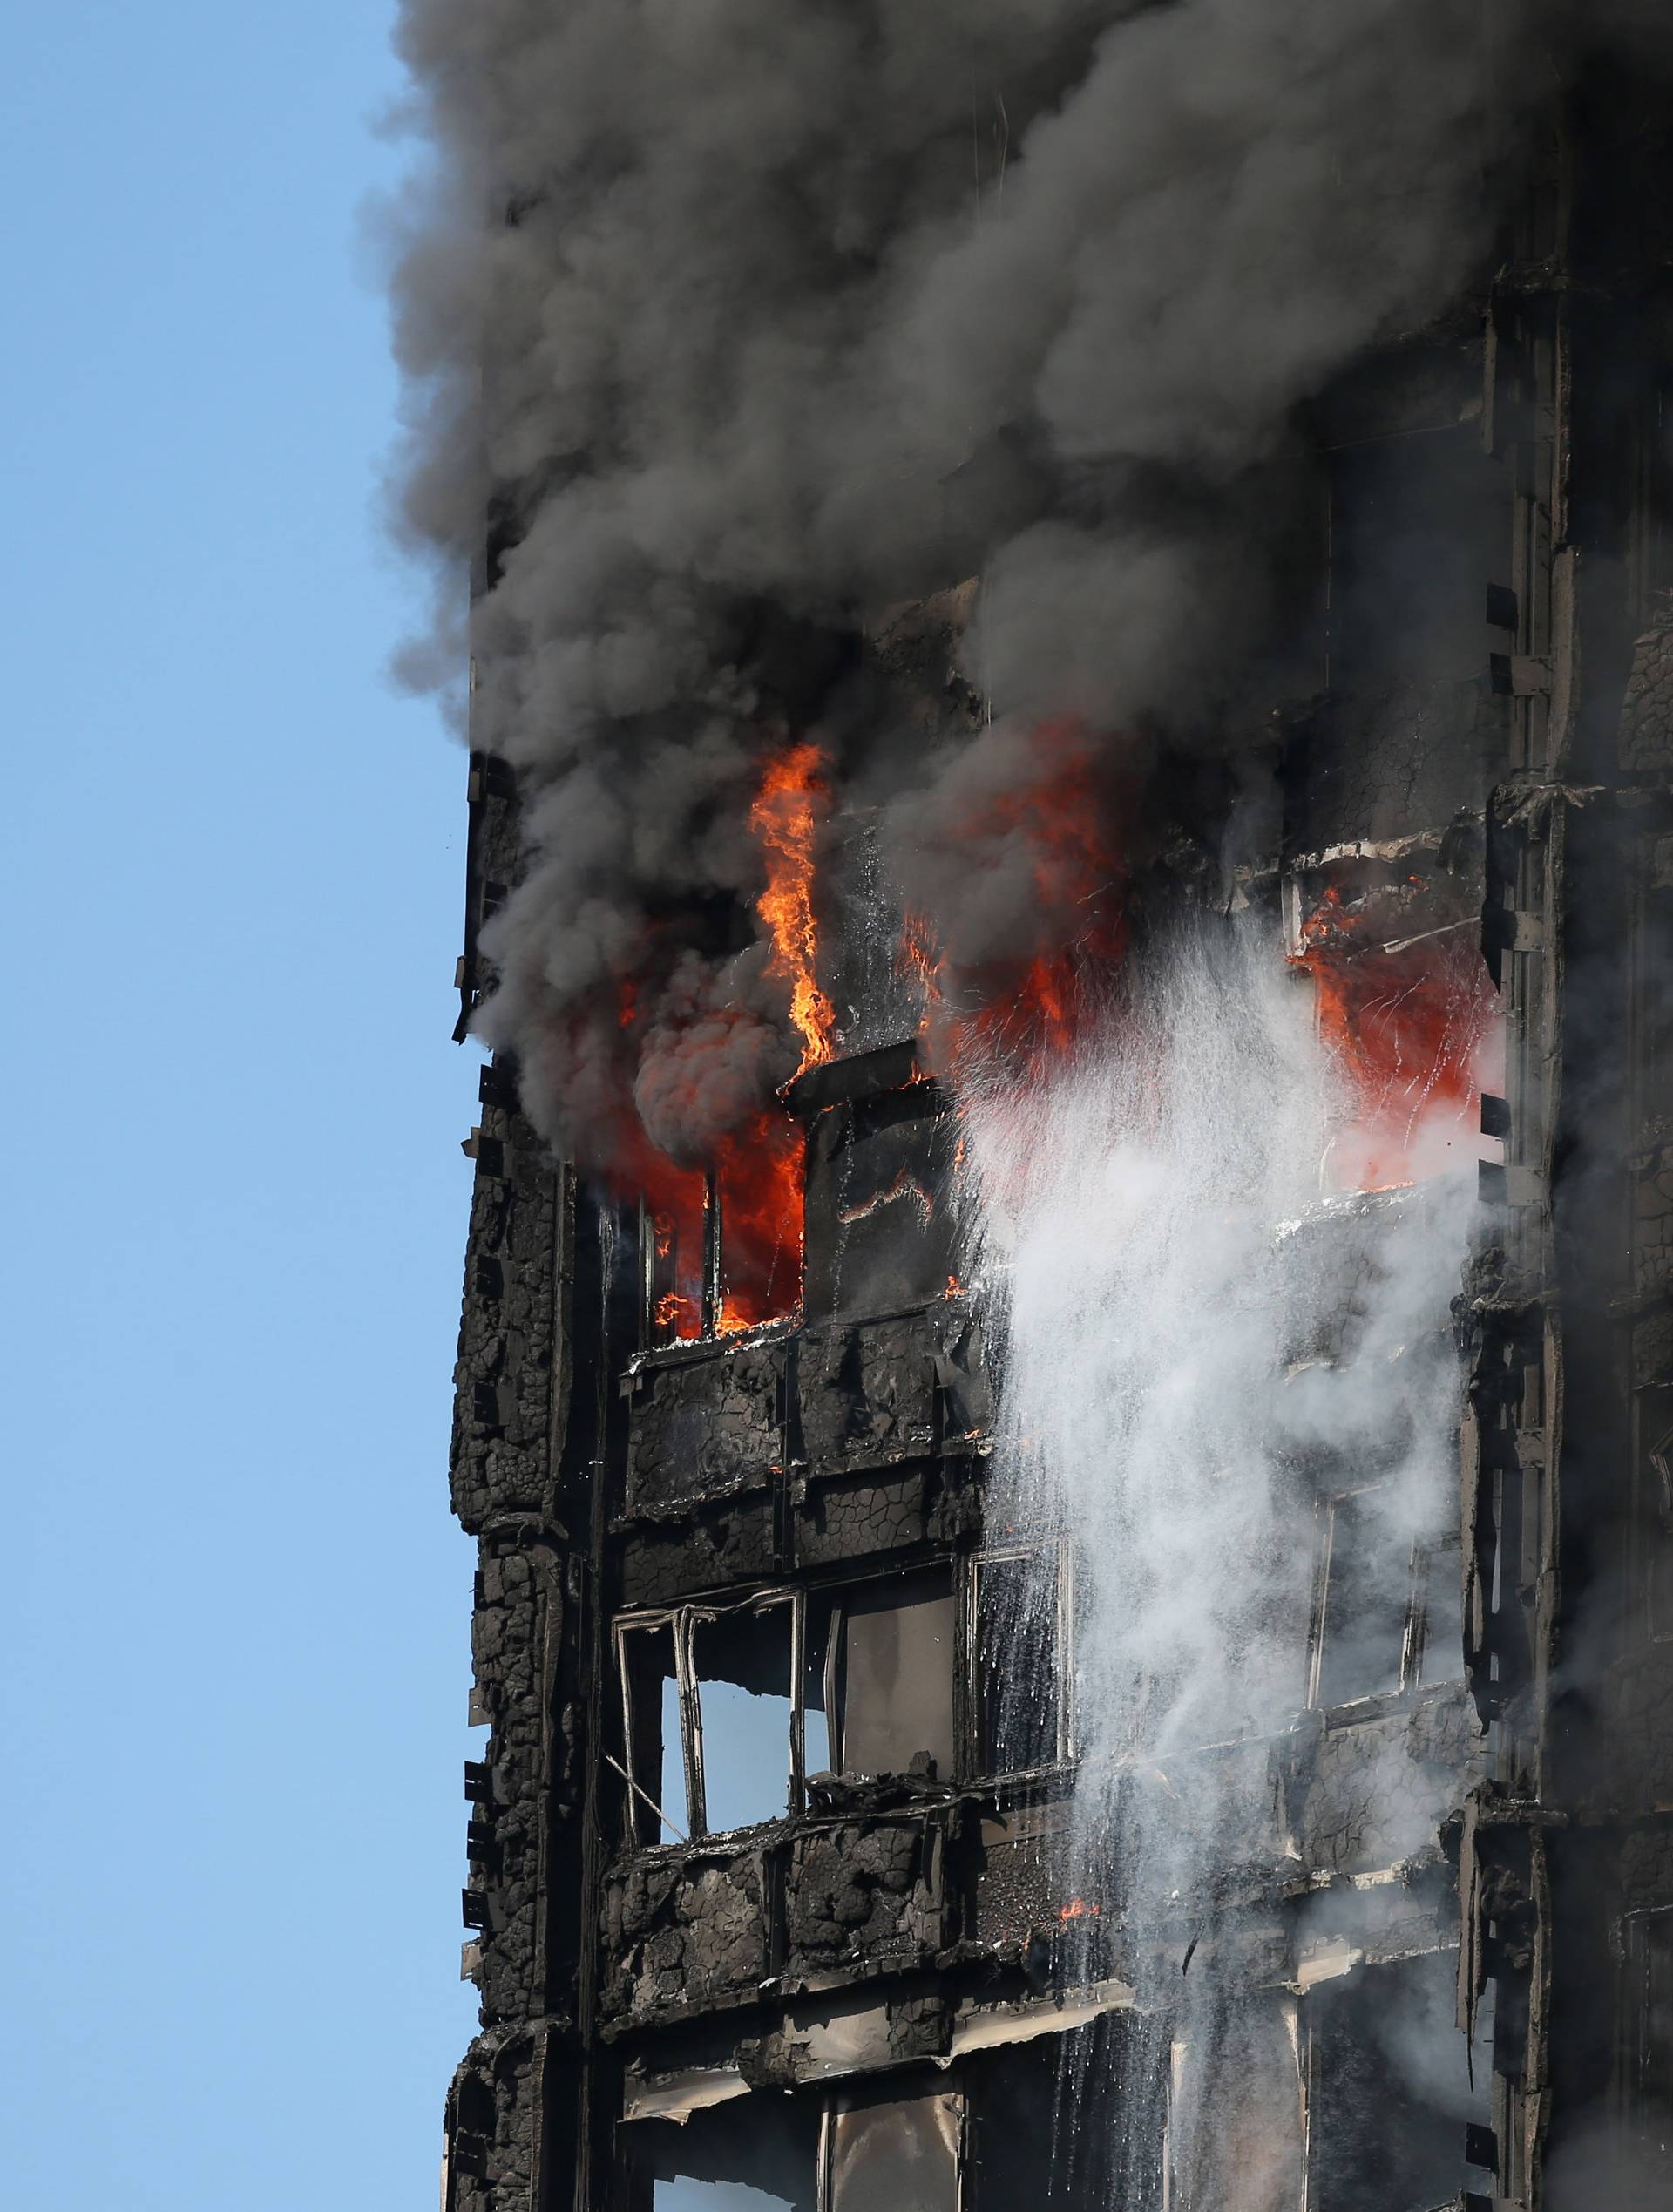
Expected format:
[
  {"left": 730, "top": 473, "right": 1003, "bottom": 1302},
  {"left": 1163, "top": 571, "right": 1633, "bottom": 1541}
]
[{"left": 958, "top": 912, "right": 1480, "bottom": 2204}]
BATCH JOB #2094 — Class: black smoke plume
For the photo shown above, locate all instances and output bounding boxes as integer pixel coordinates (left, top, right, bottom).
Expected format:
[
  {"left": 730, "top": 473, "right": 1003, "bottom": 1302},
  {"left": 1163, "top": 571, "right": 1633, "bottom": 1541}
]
[{"left": 385, "top": 0, "right": 1618, "bottom": 1170}]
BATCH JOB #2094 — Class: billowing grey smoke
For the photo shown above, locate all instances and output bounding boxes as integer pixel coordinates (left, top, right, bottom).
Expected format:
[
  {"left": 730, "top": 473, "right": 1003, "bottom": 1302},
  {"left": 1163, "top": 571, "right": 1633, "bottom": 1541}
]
[{"left": 387, "top": 0, "right": 1558, "bottom": 1165}]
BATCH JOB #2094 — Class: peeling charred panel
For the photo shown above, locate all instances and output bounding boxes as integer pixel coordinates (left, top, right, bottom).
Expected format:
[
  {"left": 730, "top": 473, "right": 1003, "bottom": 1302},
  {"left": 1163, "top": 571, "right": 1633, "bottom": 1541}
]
[
  {"left": 796, "top": 1470, "right": 931, "bottom": 1568},
  {"left": 618, "top": 1499, "right": 778, "bottom": 1610},
  {"left": 798, "top": 1313, "right": 938, "bottom": 1472},
  {"left": 469, "top": 1537, "right": 570, "bottom": 2027},
  {"left": 1284, "top": 681, "right": 1499, "bottom": 861},
  {"left": 624, "top": 1340, "right": 784, "bottom": 1517},
  {"left": 786, "top": 1817, "right": 945, "bottom": 1974},
  {"left": 1290, "top": 1690, "right": 1483, "bottom": 1879},
  {"left": 969, "top": 1804, "right": 1070, "bottom": 1951},
  {"left": 603, "top": 1852, "right": 769, "bottom": 2025},
  {"left": 444, "top": 2032, "right": 540, "bottom": 2212},
  {"left": 451, "top": 1080, "right": 565, "bottom": 1531},
  {"left": 803, "top": 1086, "right": 958, "bottom": 1320}
]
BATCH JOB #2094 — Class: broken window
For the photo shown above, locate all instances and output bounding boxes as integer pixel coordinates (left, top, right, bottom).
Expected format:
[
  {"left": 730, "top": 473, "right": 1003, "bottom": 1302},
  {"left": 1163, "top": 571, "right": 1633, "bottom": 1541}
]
[
  {"left": 965, "top": 2019, "right": 1151, "bottom": 2209},
  {"left": 812, "top": 1568, "right": 957, "bottom": 1781},
  {"left": 972, "top": 1542, "right": 1072, "bottom": 1776},
  {"left": 642, "top": 1112, "right": 806, "bottom": 1346},
  {"left": 1306, "top": 1953, "right": 1475, "bottom": 2212},
  {"left": 822, "top": 2086, "right": 962, "bottom": 2212},
  {"left": 691, "top": 1602, "right": 797, "bottom": 1836},
  {"left": 627, "top": 2088, "right": 819, "bottom": 2212},
  {"left": 1412, "top": 1535, "right": 1465, "bottom": 1686},
  {"left": 617, "top": 1571, "right": 958, "bottom": 1844},
  {"left": 616, "top": 1597, "right": 799, "bottom": 1842},
  {"left": 1309, "top": 1487, "right": 1418, "bottom": 1713},
  {"left": 617, "top": 1618, "right": 689, "bottom": 1846},
  {"left": 1166, "top": 1998, "right": 1304, "bottom": 2212}
]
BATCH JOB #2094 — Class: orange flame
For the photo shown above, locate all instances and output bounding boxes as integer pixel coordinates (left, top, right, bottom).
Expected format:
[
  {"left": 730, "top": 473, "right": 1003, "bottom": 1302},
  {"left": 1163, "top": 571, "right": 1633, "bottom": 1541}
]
[
  {"left": 714, "top": 1109, "right": 805, "bottom": 1333},
  {"left": 751, "top": 741, "right": 837, "bottom": 1075},
  {"left": 902, "top": 717, "right": 1127, "bottom": 1070},
  {"left": 1059, "top": 1897, "right": 1102, "bottom": 1921},
  {"left": 1290, "top": 881, "right": 1503, "bottom": 1192}
]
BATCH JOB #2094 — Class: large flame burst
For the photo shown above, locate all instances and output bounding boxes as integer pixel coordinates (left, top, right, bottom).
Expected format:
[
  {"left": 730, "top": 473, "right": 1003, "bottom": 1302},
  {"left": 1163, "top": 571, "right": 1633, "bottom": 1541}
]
[{"left": 751, "top": 739, "right": 837, "bottom": 1075}]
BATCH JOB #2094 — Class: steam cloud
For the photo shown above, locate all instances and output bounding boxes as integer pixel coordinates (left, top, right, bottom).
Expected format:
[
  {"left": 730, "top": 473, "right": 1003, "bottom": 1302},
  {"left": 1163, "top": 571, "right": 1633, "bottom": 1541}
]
[{"left": 385, "top": 0, "right": 1594, "bottom": 1167}]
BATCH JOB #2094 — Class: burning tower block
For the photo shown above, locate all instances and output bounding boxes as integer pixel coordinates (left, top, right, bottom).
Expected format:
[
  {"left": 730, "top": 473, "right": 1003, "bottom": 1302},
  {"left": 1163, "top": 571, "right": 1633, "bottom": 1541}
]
[{"left": 418, "top": 37, "right": 1673, "bottom": 2212}]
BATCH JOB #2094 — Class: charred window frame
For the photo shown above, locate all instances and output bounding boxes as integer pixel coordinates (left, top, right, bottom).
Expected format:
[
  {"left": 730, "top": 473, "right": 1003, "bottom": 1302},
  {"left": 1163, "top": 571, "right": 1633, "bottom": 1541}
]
[
  {"left": 1301, "top": 1952, "right": 1480, "bottom": 2212},
  {"left": 967, "top": 1538, "right": 1074, "bottom": 1779},
  {"left": 810, "top": 1565, "right": 958, "bottom": 1784},
  {"left": 818, "top": 2084, "right": 964, "bottom": 2212},
  {"left": 615, "top": 1591, "right": 806, "bottom": 1845},
  {"left": 1306, "top": 1484, "right": 1431, "bottom": 1714},
  {"left": 614, "top": 1567, "right": 958, "bottom": 1845},
  {"left": 1621, "top": 1905, "right": 1673, "bottom": 2135}
]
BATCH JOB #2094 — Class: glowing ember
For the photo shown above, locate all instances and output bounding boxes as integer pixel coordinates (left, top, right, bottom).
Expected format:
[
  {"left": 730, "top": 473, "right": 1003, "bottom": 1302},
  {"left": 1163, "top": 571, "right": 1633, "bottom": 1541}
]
[
  {"left": 1290, "top": 879, "right": 1503, "bottom": 1192},
  {"left": 1059, "top": 1897, "right": 1102, "bottom": 1922},
  {"left": 751, "top": 740, "right": 837, "bottom": 1075}
]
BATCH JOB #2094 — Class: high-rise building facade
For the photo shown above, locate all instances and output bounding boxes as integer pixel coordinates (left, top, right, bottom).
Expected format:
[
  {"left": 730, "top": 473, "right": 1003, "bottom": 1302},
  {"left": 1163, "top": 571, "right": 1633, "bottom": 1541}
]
[{"left": 426, "top": 55, "right": 1673, "bottom": 2212}]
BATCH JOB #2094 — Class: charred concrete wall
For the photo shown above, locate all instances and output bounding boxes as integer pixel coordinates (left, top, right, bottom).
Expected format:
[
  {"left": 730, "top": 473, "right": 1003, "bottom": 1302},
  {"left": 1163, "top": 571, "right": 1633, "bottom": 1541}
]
[{"left": 435, "top": 76, "right": 1673, "bottom": 2212}]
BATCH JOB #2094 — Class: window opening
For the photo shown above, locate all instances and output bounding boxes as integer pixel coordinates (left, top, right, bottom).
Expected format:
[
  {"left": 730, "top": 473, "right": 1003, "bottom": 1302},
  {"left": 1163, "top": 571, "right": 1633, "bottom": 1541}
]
[
  {"left": 617, "top": 1619, "right": 688, "bottom": 1846},
  {"left": 830, "top": 1569, "right": 956, "bottom": 1780},
  {"left": 1309, "top": 1487, "right": 1418, "bottom": 1712},
  {"left": 617, "top": 1570, "right": 960, "bottom": 1844},
  {"left": 1305, "top": 1953, "right": 1479, "bottom": 2212},
  {"left": 690, "top": 1601, "right": 796, "bottom": 1835},
  {"left": 1412, "top": 1536, "right": 1465, "bottom": 1686},
  {"left": 655, "top": 2185, "right": 792, "bottom": 2212},
  {"left": 821, "top": 2089, "right": 962, "bottom": 2212},
  {"left": 628, "top": 2089, "right": 818, "bottom": 2212}
]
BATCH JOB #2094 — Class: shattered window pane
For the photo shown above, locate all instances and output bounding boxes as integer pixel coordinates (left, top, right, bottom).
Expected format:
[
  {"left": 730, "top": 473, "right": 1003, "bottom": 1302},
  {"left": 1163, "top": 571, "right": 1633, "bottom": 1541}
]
[
  {"left": 1308, "top": 1954, "right": 1473, "bottom": 2212},
  {"left": 1313, "top": 1489, "right": 1413, "bottom": 1711},
  {"left": 976, "top": 1548, "right": 1064, "bottom": 1774},
  {"left": 692, "top": 1604, "right": 795, "bottom": 1834},
  {"left": 824, "top": 2091, "right": 961, "bottom": 2212},
  {"left": 839, "top": 1571, "right": 956, "bottom": 1779}
]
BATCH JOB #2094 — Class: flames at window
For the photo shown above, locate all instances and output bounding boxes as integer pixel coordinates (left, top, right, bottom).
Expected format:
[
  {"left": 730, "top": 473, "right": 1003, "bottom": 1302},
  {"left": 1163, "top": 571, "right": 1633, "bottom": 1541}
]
[{"left": 1289, "top": 877, "right": 1503, "bottom": 1193}]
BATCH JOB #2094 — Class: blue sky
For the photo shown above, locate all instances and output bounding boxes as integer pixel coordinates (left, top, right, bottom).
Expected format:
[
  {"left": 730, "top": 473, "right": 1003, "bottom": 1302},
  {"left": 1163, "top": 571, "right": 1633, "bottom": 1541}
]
[{"left": 1, "top": 7, "right": 482, "bottom": 2205}]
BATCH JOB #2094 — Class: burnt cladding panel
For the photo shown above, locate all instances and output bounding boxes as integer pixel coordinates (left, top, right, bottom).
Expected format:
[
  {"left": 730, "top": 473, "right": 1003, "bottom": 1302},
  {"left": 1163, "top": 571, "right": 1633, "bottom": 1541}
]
[{"left": 803, "top": 1085, "right": 958, "bottom": 1320}]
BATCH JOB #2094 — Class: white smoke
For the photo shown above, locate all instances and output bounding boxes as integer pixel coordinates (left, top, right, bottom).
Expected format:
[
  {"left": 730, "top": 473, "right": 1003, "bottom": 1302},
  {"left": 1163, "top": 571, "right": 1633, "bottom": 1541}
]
[{"left": 958, "top": 910, "right": 1479, "bottom": 2193}]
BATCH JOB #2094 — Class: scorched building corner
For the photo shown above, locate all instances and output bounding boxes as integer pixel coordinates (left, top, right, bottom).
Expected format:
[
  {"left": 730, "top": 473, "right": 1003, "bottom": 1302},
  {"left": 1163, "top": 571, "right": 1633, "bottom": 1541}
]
[{"left": 429, "top": 59, "right": 1673, "bottom": 2212}]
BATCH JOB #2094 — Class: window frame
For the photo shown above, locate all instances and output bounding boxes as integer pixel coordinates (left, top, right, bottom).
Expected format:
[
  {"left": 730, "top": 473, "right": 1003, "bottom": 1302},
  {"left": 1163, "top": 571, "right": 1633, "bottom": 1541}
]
[
  {"left": 615, "top": 1588, "right": 807, "bottom": 1846},
  {"left": 966, "top": 1535, "right": 1075, "bottom": 1779}
]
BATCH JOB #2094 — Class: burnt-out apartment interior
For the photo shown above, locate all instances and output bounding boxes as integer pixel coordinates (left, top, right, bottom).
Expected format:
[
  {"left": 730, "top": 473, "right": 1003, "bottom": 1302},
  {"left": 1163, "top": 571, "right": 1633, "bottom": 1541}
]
[{"left": 429, "top": 42, "right": 1673, "bottom": 2212}]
